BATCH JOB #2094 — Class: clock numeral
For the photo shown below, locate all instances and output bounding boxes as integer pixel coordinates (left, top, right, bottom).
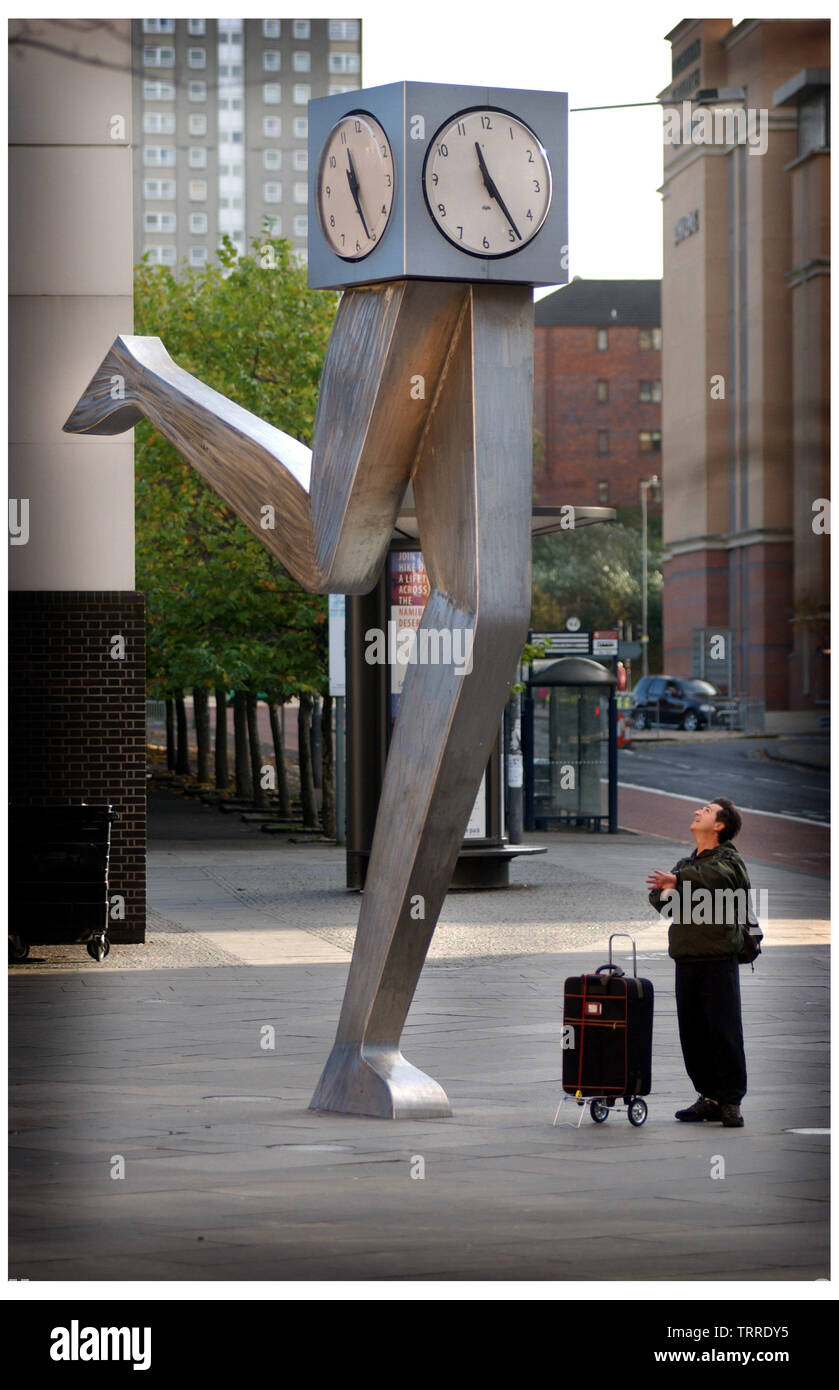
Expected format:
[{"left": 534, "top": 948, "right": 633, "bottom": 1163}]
[
  {"left": 381, "top": 203, "right": 387, "bottom": 215},
  {"left": 509, "top": 126, "right": 515, "bottom": 139},
  {"left": 354, "top": 120, "right": 362, "bottom": 133},
  {"left": 371, "top": 231, "right": 376, "bottom": 241},
  {"left": 386, "top": 174, "right": 392, "bottom": 187},
  {"left": 533, "top": 179, "right": 541, "bottom": 192},
  {"left": 340, "top": 130, "right": 347, "bottom": 145},
  {"left": 381, "top": 144, "right": 388, "bottom": 157},
  {"left": 340, "top": 233, "right": 345, "bottom": 245},
  {"left": 436, "top": 142, "right": 449, "bottom": 157},
  {"left": 527, "top": 149, "right": 534, "bottom": 163},
  {"left": 456, "top": 121, "right": 466, "bottom": 136},
  {"left": 508, "top": 228, "right": 516, "bottom": 242},
  {"left": 329, "top": 214, "right": 335, "bottom": 228},
  {"left": 456, "top": 225, "right": 463, "bottom": 239},
  {"left": 482, "top": 235, "right": 490, "bottom": 249},
  {"left": 437, "top": 202, "right": 446, "bottom": 218},
  {"left": 526, "top": 208, "right": 534, "bottom": 220},
  {"left": 329, "top": 155, "right": 337, "bottom": 168},
  {"left": 325, "top": 184, "right": 331, "bottom": 198},
  {"left": 481, "top": 115, "right": 493, "bottom": 130},
  {"left": 431, "top": 172, "right": 438, "bottom": 186},
  {"left": 356, "top": 240, "right": 361, "bottom": 253}
]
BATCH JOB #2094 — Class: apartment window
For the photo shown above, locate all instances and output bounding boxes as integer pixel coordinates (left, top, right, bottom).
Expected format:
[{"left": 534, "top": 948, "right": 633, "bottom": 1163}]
[
  {"left": 144, "top": 244, "right": 176, "bottom": 265},
  {"left": 218, "top": 63, "right": 243, "bottom": 77},
  {"left": 596, "top": 328, "right": 608, "bottom": 351},
  {"left": 639, "top": 430, "right": 662, "bottom": 453},
  {"left": 294, "top": 214, "right": 308, "bottom": 236},
  {"left": 639, "top": 327, "right": 662, "bottom": 350},
  {"left": 293, "top": 19, "right": 310, "bottom": 38},
  {"left": 598, "top": 430, "right": 609, "bottom": 455},
  {"left": 263, "top": 18, "right": 280, "bottom": 37},
  {"left": 293, "top": 51, "right": 311, "bottom": 72},
  {"left": 263, "top": 50, "right": 281, "bottom": 71},
  {"left": 189, "top": 81, "right": 206, "bottom": 101},
  {"left": 143, "top": 112, "right": 175, "bottom": 135},
  {"left": 188, "top": 114, "right": 207, "bottom": 136},
  {"left": 263, "top": 149, "right": 282, "bottom": 170},
  {"left": 189, "top": 180, "right": 207, "bottom": 200},
  {"left": 143, "top": 178, "right": 176, "bottom": 199},
  {"left": 144, "top": 211, "right": 176, "bottom": 233},
  {"left": 143, "top": 146, "right": 176, "bottom": 166},
  {"left": 328, "top": 52, "right": 361, "bottom": 74},
  {"left": 329, "top": 19, "right": 360, "bottom": 39},
  {"left": 293, "top": 149, "right": 308, "bottom": 171},
  {"left": 597, "top": 481, "right": 610, "bottom": 505},
  {"left": 294, "top": 84, "right": 311, "bottom": 105},
  {"left": 639, "top": 380, "right": 662, "bottom": 402},
  {"left": 142, "top": 19, "right": 174, "bottom": 33},
  {"left": 189, "top": 147, "right": 207, "bottom": 168},
  {"left": 187, "top": 19, "right": 205, "bottom": 36},
  {"left": 188, "top": 48, "right": 206, "bottom": 68},
  {"left": 143, "top": 80, "right": 175, "bottom": 100},
  {"left": 596, "top": 379, "right": 609, "bottom": 403},
  {"left": 264, "top": 182, "right": 282, "bottom": 203},
  {"left": 143, "top": 46, "right": 175, "bottom": 67},
  {"left": 263, "top": 83, "right": 281, "bottom": 104},
  {"left": 189, "top": 213, "right": 208, "bottom": 234},
  {"left": 293, "top": 117, "right": 308, "bottom": 139},
  {"left": 264, "top": 117, "right": 282, "bottom": 137},
  {"left": 293, "top": 181, "right": 307, "bottom": 204},
  {"left": 189, "top": 247, "right": 208, "bottom": 266}
]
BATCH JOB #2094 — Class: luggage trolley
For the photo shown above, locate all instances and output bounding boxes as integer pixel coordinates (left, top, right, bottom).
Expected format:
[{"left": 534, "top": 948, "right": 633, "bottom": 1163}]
[
  {"left": 9, "top": 804, "right": 118, "bottom": 963},
  {"left": 554, "top": 933, "right": 654, "bottom": 1128}
]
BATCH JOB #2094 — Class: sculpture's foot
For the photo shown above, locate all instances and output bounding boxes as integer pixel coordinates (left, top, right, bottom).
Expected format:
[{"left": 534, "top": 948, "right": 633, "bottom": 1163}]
[
  {"left": 309, "top": 1043, "right": 452, "bottom": 1119},
  {"left": 63, "top": 336, "right": 144, "bottom": 435}
]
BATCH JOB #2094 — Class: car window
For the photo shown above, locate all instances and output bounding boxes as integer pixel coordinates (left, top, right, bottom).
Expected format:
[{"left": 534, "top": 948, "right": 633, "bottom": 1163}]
[
  {"left": 682, "top": 680, "right": 719, "bottom": 697},
  {"left": 648, "top": 678, "right": 666, "bottom": 696}
]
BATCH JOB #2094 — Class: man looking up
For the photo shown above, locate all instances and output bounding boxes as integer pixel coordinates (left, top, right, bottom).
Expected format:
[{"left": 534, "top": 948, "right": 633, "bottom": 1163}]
[{"left": 646, "top": 797, "right": 750, "bottom": 1128}]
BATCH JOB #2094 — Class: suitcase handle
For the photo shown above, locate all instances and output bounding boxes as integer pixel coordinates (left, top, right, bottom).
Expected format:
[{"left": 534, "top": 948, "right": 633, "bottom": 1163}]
[
  {"left": 595, "top": 964, "right": 625, "bottom": 977},
  {"left": 608, "top": 932, "right": 637, "bottom": 977}
]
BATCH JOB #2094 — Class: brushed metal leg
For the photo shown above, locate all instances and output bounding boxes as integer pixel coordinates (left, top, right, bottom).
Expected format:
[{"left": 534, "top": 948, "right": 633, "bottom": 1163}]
[{"left": 309, "top": 284, "right": 534, "bottom": 1117}]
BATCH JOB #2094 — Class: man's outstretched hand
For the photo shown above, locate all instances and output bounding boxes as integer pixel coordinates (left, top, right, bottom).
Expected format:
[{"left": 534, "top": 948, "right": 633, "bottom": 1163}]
[{"left": 646, "top": 871, "right": 678, "bottom": 891}]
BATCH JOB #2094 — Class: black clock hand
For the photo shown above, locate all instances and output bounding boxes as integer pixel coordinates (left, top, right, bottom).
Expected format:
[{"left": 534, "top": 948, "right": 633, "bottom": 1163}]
[
  {"left": 474, "top": 141, "right": 522, "bottom": 242},
  {"left": 345, "top": 150, "right": 371, "bottom": 240}
]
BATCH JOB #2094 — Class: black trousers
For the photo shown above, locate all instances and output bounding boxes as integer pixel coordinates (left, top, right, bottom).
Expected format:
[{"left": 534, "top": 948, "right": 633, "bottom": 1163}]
[{"left": 674, "top": 958, "right": 747, "bottom": 1106}]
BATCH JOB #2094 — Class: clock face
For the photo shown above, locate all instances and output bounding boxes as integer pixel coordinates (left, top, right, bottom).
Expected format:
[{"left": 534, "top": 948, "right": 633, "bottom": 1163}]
[
  {"left": 316, "top": 112, "right": 395, "bottom": 261},
  {"left": 422, "top": 107, "right": 552, "bottom": 258}
]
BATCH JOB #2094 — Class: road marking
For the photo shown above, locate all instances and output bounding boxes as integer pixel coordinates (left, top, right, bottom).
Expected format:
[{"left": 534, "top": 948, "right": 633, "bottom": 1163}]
[{"left": 613, "top": 780, "right": 829, "bottom": 826}]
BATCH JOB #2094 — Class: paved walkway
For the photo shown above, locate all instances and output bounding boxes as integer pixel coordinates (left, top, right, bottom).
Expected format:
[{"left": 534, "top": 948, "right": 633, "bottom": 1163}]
[{"left": 9, "top": 789, "right": 830, "bottom": 1282}]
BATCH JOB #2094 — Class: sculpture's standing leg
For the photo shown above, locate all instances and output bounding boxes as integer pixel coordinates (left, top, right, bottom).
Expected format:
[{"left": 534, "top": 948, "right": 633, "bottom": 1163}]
[{"left": 310, "top": 284, "right": 534, "bottom": 1118}]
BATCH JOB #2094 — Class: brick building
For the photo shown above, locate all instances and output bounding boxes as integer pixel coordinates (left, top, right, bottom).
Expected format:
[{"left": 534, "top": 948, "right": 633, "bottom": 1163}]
[
  {"left": 659, "top": 18, "right": 829, "bottom": 709},
  {"left": 533, "top": 278, "right": 662, "bottom": 511}
]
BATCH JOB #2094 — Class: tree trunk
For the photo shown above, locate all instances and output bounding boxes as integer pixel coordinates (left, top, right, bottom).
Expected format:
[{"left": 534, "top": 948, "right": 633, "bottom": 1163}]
[
  {"left": 311, "top": 694, "right": 322, "bottom": 790},
  {"left": 165, "top": 697, "right": 176, "bottom": 772},
  {"left": 320, "top": 693, "right": 336, "bottom": 840},
  {"left": 297, "top": 692, "right": 318, "bottom": 828},
  {"left": 233, "top": 690, "right": 251, "bottom": 799},
  {"left": 268, "top": 700, "right": 292, "bottom": 819},
  {"left": 175, "top": 690, "right": 190, "bottom": 775},
  {"left": 246, "top": 691, "right": 268, "bottom": 809},
  {"left": 194, "top": 686, "right": 211, "bottom": 784},
  {"left": 214, "top": 686, "right": 229, "bottom": 790}
]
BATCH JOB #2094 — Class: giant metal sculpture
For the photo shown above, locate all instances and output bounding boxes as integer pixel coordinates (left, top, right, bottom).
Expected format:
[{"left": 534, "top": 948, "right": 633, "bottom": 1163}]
[{"left": 64, "top": 82, "right": 568, "bottom": 1119}]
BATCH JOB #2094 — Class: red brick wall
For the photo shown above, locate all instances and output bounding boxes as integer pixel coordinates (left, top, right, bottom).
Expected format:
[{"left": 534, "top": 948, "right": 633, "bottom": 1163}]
[
  {"left": 533, "top": 323, "right": 662, "bottom": 509},
  {"left": 9, "top": 592, "right": 146, "bottom": 943}
]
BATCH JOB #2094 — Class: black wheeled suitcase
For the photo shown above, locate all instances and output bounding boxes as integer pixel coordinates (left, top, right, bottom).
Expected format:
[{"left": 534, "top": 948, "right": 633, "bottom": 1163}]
[{"left": 562, "top": 933, "right": 654, "bottom": 1126}]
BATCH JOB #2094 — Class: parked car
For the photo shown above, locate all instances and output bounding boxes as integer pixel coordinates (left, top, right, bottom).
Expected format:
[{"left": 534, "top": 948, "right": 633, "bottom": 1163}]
[{"left": 630, "top": 676, "right": 723, "bottom": 731}]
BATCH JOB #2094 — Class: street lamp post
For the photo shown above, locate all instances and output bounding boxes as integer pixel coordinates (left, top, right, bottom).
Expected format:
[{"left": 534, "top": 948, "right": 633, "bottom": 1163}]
[{"left": 640, "top": 474, "right": 659, "bottom": 679}]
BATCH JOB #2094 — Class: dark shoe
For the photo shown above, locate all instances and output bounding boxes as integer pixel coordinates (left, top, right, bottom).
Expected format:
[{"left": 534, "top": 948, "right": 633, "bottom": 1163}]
[
  {"left": 721, "top": 1103, "right": 744, "bottom": 1128},
  {"left": 675, "top": 1096, "right": 721, "bottom": 1122}
]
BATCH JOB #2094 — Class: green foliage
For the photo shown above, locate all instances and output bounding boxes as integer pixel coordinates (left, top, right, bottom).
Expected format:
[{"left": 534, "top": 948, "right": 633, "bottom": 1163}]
[
  {"left": 134, "top": 234, "right": 338, "bottom": 697},
  {"left": 531, "top": 507, "right": 662, "bottom": 656}
]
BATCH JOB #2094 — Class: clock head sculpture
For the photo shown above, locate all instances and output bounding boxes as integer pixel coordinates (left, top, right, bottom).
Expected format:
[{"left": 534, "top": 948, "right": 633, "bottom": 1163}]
[{"left": 64, "top": 82, "right": 568, "bottom": 1119}]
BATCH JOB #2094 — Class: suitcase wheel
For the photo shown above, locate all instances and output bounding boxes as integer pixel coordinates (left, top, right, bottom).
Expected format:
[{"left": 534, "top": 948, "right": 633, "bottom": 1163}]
[
  {"left": 627, "top": 1098, "right": 648, "bottom": 1127},
  {"left": 591, "top": 1100, "right": 609, "bottom": 1124},
  {"left": 8, "top": 935, "right": 30, "bottom": 962},
  {"left": 87, "top": 938, "right": 110, "bottom": 962}
]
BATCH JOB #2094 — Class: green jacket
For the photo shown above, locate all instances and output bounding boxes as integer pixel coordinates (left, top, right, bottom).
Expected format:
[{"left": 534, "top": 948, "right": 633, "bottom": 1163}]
[{"left": 649, "top": 842, "right": 751, "bottom": 961}]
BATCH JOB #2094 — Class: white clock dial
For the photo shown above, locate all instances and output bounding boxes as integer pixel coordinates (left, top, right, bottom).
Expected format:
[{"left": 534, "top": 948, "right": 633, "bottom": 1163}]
[
  {"left": 316, "top": 112, "right": 395, "bottom": 261},
  {"left": 423, "top": 108, "right": 552, "bottom": 258}
]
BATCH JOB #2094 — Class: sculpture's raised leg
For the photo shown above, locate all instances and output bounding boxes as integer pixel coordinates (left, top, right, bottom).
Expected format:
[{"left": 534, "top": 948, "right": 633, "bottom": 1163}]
[{"left": 63, "top": 279, "right": 533, "bottom": 1119}]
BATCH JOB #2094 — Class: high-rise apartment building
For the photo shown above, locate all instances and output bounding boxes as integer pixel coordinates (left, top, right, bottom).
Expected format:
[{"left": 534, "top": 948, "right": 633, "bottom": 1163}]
[{"left": 132, "top": 17, "right": 362, "bottom": 268}]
